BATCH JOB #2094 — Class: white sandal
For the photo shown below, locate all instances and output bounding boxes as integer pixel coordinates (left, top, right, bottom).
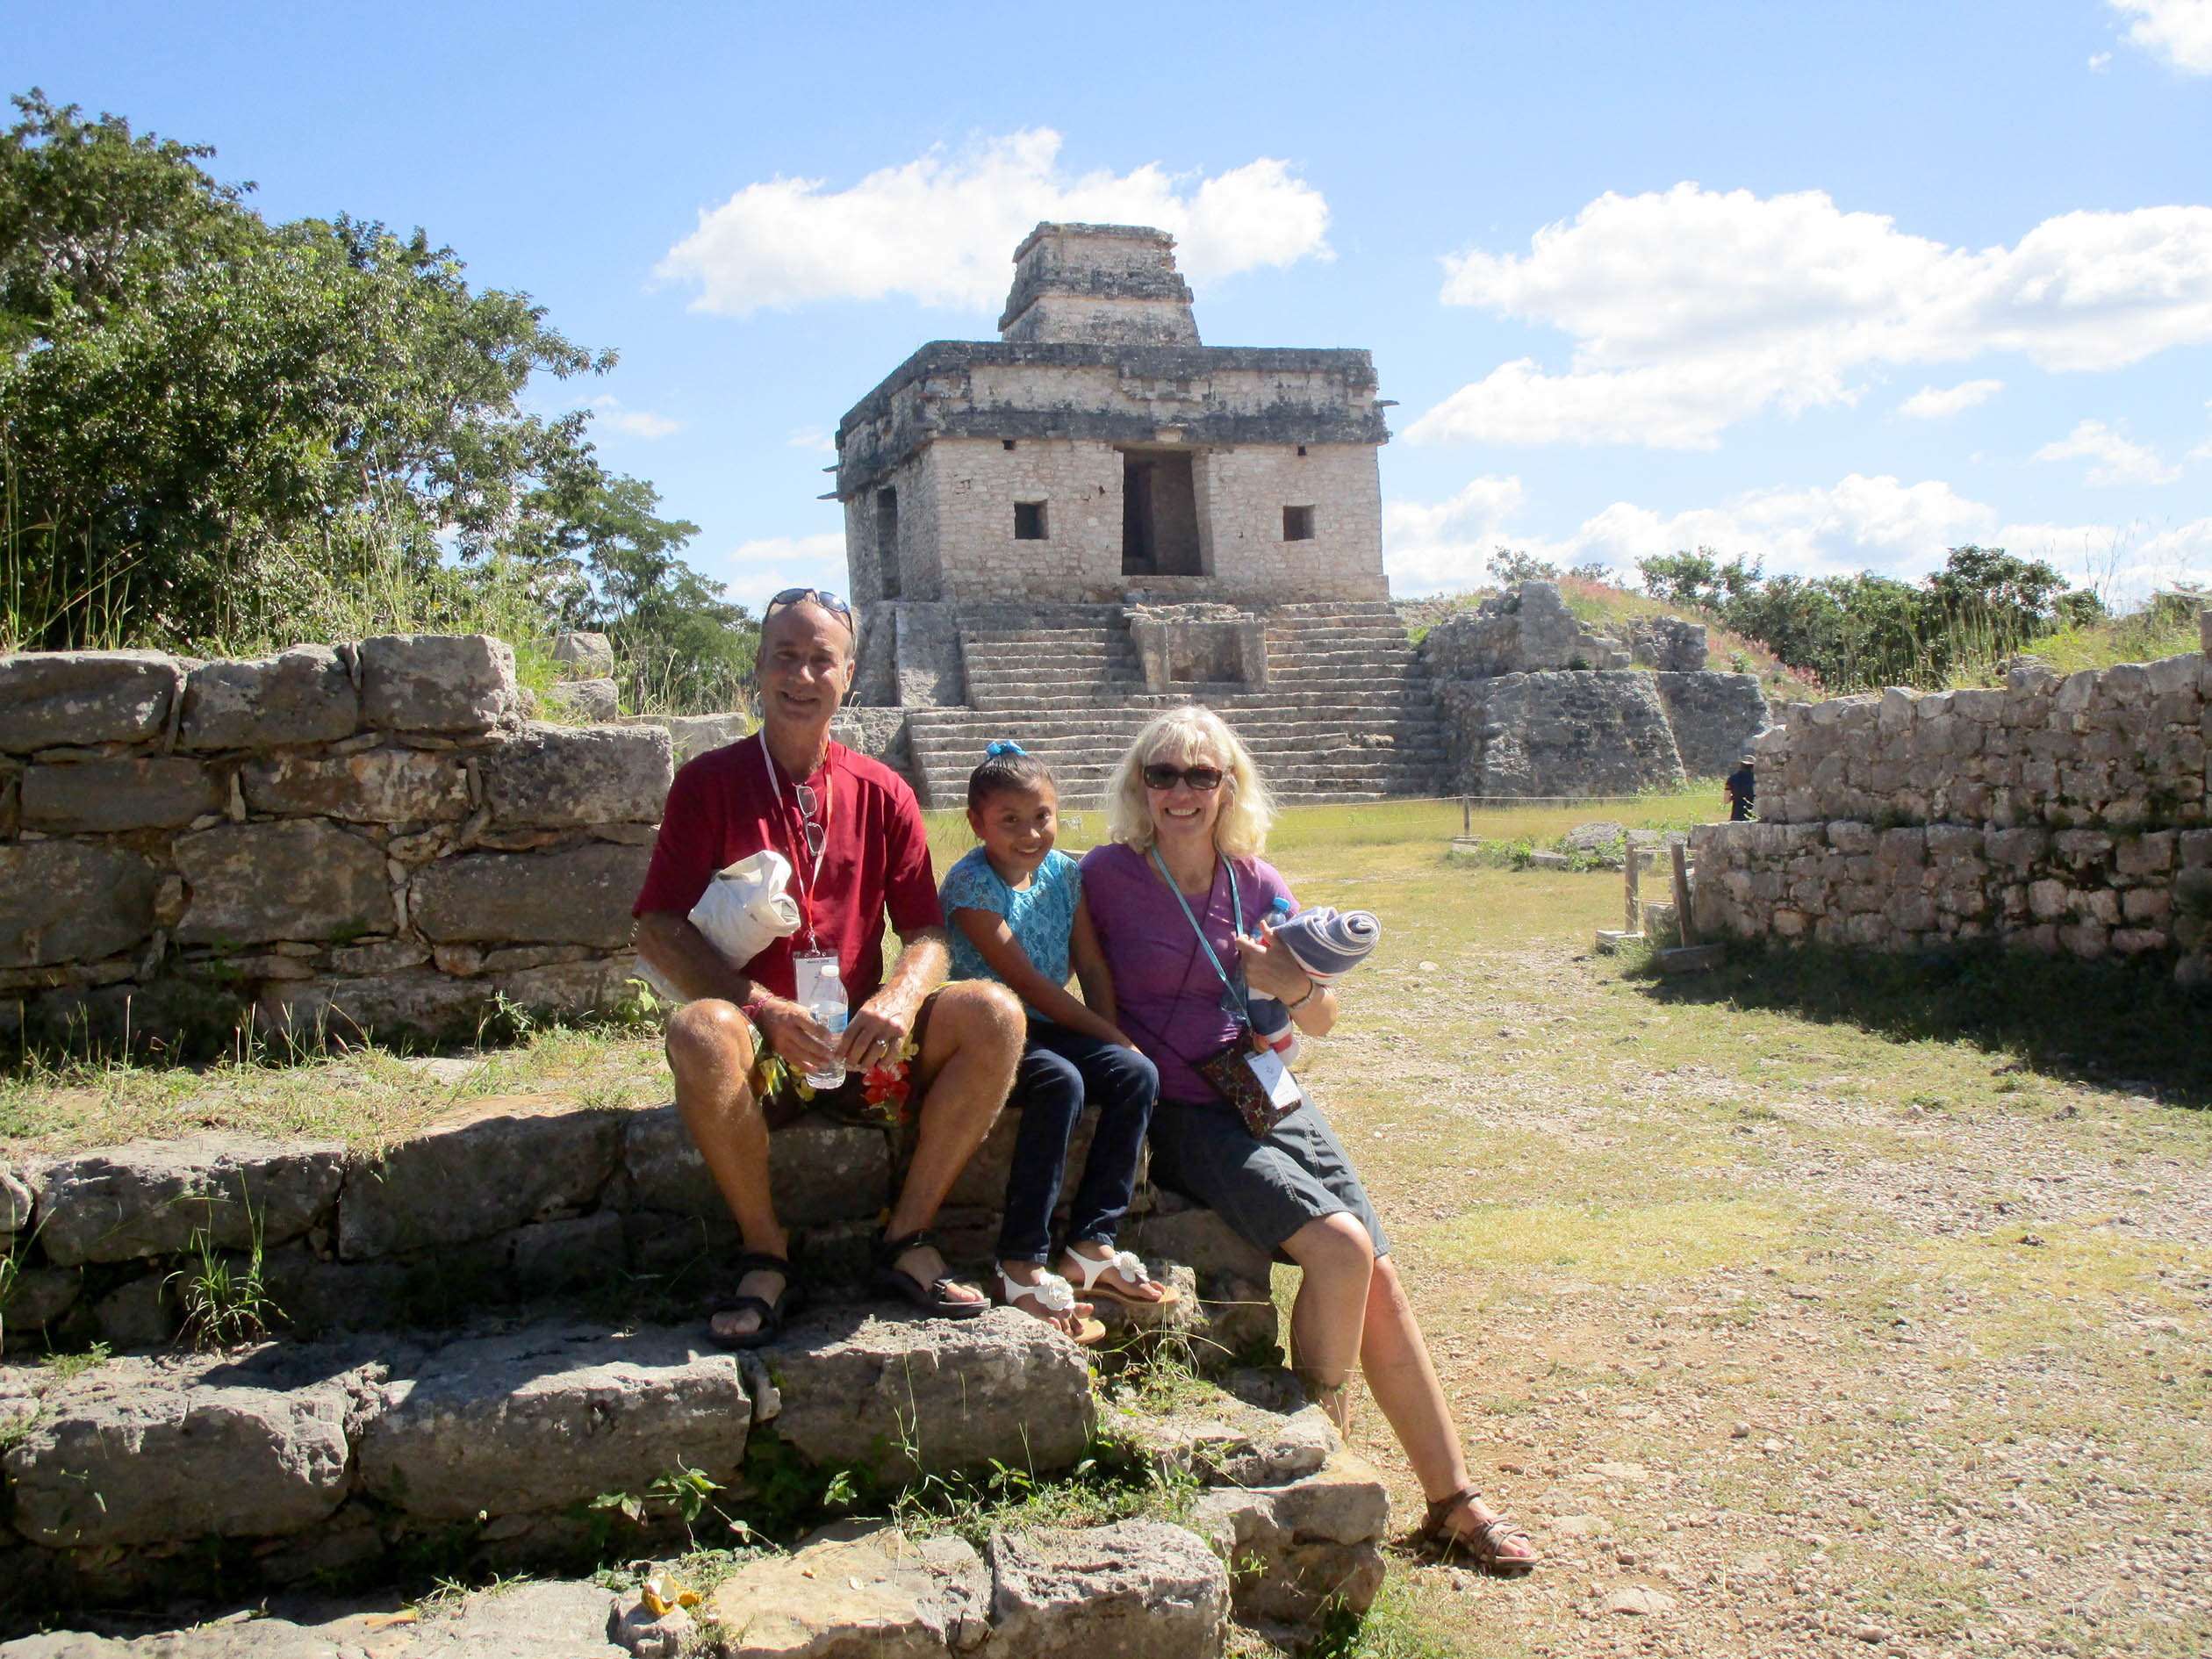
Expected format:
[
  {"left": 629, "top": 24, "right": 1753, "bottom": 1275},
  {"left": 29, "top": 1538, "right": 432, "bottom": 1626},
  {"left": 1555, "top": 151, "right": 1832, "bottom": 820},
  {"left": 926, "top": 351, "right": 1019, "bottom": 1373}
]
[
  {"left": 1059, "top": 1246, "right": 1181, "bottom": 1311},
  {"left": 994, "top": 1267, "right": 1106, "bottom": 1347}
]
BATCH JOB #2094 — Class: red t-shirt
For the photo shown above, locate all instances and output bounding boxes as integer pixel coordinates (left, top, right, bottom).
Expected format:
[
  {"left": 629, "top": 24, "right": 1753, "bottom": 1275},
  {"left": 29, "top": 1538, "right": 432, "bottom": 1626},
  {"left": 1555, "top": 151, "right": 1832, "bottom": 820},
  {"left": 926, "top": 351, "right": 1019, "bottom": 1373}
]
[{"left": 633, "top": 736, "right": 943, "bottom": 1007}]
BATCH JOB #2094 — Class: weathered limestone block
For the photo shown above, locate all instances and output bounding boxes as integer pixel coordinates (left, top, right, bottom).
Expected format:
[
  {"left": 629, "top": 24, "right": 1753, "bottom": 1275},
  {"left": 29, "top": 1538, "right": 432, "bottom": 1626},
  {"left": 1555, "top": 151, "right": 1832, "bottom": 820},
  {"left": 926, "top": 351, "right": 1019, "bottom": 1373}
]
[
  {"left": 483, "top": 724, "right": 672, "bottom": 827},
  {"left": 241, "top": 748, "right": 468, "bottom": 822},
  {"left": 703, "top": 1523, "right": 990, "bottom": 1659},
  {"left": 95, "top": 1275, "right": 176, "bottom": 1348},
  {"left": 1653, "top": 672, "right": 1769, "bottom": 778},
  {"left": 1131, "top": 1198, "right": 1274, "bottom": 1283},
  {"left": 511, "top": 1210, "right": 627, "bottom": 1295},
  {"left": 0, "top": 1160, "right": 30, "bottom": 1233},
  {"left": 1629, "top": 614, "right": 1707, "bottom": 672},
  {"left": 1191, "top": 1447, "right": 1390, "bottom": 1627},
  {"left": 0, "top": 650, "right": 180, "bottom": 751},
  {"left": 357, "top": 1324, "right": 750, "bottom": 1520},
  {"left": 650, "top": 712, "right": 749, "bottom": 765},
  {"left": 1444, "top": 670, "right": 1684, "bottom": 798},
  {"left": 0, "top": 842, "right": 158, "bottom": 966},
  {"left": 32, "top": 1134, "right": 344, "bottom": 1267},
  {"left": 547, "top": 678, "right": 621, "bottom": 722},
  {"left": 359, "top": 634, "right": 521, "bottom": 733},
  {"left": 179, "top": 645, "right": 359, "bottom": 751},
  {"left": 553, "top": 631, "right": 617, "bottom": 676},
  {"left": 258, "top": 970, "right": 497, "bottom": 1046},
  {"left": 412, "top": 841, "right": 650, "bottom": 947},
  {"left": 19, "top": 978, "right": 252, "bottom": 1059},
  {"left": 340, "top": 1095, "right": 620, "bottom": 1259},
  {"left": 3, "top": 1360, "right": 353, "bottom": 1546},
  {"left": 623, "top": 1103, "right": 890, "bottom": 1227},
  {"left": 174, "top": 820, "right": 394, "bottom": 944},
  {"left": 2117, "top": 831, "right": 2175, "bottom": 876},
  {"left": 19, "top": 757, "right": 222, "bottom": 832},
  {"left": 765, "top": 1307, "right": 1095, "bottom": 1480},
  {"left": 1423, "top": 582, "right": 1590, "bottom": 676},
  {"left": 1, "top": 1266, "right": 82, "bottom": 1345},
  {"left": 492, "top": 955, "right": 643, "bottom": 1019},
  {"left": 988, "top": 1520, "right": 1230, "bottom": 1659},
  {"left": 1101, "top": 1392, "right": 1336, "bottom": 1490}
]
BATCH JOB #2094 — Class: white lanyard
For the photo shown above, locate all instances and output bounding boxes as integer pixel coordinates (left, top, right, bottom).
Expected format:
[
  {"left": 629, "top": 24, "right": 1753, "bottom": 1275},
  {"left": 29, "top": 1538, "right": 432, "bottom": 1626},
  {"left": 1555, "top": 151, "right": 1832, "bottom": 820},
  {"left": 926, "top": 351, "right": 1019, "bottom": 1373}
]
[{"left": 759, "top": 731, "right": 830, "bottom": 949}]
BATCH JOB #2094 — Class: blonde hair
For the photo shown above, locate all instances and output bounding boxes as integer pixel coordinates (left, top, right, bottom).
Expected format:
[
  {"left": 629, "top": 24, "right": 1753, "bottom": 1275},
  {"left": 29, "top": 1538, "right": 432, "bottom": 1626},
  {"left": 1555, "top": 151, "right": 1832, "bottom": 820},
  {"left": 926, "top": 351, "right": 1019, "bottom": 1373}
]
[{"left": 1104, "top": 706, "right": 1275, "bottom": 858}]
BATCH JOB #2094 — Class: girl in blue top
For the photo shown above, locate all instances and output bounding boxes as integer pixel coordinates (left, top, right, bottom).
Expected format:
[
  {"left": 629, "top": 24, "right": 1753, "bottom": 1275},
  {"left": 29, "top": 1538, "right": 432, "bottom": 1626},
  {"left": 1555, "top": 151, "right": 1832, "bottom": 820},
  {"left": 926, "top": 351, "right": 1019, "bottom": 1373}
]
[{"left": 940, "top": 743, "right": 1178, "bottom": 1342}]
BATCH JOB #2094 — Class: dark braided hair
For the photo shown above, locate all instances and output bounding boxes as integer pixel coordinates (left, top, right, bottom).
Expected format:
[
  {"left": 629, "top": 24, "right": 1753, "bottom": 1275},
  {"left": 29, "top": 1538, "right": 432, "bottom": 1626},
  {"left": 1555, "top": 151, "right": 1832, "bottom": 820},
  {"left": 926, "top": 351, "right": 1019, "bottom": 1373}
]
[{"left": 966, "top": 739, "right": 1056, "bottom": 814}]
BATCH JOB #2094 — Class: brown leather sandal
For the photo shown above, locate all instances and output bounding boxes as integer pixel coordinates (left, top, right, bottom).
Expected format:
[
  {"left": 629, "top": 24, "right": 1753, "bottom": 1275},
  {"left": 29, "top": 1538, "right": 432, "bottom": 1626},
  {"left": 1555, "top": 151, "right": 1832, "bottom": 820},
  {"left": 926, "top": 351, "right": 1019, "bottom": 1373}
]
[{"left": 1418, "top": 1488, "right": 1538, "bottom": 1576}]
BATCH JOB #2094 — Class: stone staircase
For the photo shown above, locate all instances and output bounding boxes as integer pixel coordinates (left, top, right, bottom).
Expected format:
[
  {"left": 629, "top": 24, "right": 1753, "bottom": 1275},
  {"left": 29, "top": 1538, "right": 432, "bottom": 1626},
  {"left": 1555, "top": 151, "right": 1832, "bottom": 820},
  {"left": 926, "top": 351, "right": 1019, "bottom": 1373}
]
[
  {"left": 0, "top": 1098, "right": 1387, "bottom": 1637},
  {"left": 907, "top": 602, "right": 1446, "bottom": 809}
]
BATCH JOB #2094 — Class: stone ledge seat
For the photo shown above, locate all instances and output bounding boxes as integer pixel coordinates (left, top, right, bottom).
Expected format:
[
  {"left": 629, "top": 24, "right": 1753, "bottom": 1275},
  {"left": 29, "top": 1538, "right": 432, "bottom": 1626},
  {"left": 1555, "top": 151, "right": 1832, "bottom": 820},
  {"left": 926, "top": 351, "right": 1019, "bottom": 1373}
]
[{"left": 4, "top": 1096, "right": 1282, "bottom": 1361}]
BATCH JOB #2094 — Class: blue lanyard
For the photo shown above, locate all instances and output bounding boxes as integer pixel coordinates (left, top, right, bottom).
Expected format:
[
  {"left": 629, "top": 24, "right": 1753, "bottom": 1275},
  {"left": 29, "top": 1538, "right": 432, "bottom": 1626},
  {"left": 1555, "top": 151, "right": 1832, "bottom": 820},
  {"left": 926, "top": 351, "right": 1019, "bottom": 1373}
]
[{"left": 1151, "top": 848, "right": 1246, "bottom": 1019}]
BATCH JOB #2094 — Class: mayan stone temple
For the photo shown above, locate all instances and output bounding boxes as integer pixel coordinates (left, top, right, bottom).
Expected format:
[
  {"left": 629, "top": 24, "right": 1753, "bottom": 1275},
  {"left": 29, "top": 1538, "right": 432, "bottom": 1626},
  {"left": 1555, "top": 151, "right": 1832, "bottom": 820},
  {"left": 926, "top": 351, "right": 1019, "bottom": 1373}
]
[{"left": 832, "top": 221, "right": 1443, "bottom": 806}]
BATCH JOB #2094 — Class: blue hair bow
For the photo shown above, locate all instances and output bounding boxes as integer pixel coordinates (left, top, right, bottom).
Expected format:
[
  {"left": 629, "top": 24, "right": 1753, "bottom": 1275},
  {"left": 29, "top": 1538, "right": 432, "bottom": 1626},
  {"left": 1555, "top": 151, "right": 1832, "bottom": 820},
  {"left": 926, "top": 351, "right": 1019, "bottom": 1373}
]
[{"left": 984, "top": 740, "right": 1028, "bottom": 758}]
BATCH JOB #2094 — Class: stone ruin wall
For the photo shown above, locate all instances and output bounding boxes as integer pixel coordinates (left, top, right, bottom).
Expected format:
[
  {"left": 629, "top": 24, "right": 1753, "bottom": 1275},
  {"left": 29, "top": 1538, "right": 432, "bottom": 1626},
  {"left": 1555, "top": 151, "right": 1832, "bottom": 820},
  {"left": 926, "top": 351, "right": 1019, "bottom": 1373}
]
[
  {"left": 0, "top": 638, "right": 678, "bottom": 1056},
  {"left": 1422, "top": 581, "right": 1775, "bottom": 796},
  {"left": 1690, "top": 615, "right": 2212, "bottom": 986}
]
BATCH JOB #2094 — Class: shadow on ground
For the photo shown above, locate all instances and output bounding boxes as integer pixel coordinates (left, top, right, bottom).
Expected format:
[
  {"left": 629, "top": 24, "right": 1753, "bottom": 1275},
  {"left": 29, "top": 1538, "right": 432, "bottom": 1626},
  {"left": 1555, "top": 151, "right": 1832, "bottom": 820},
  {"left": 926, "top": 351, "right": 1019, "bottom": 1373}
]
[{"left": 1632, "top": 942, "right": 2212, "bottom": 1109}]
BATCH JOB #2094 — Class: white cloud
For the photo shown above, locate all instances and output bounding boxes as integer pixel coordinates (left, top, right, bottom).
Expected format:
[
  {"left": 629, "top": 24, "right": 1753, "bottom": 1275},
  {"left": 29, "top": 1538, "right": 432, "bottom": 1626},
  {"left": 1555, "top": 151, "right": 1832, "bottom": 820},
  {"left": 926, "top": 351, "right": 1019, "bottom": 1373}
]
[
  {"left": 1411, "top": 183, "right": 2212, "bottom": 448},
  {"left": 659, "top": 130, "right": 1330, "bottom": 316},
  {"left": 786, "top": 428, "right": 837, "bottom": 455},
  {"left": 590, "top": 396, "right": 679, "bottom": 438},
  {"left": 2090, "top": 50, "right": 2115, "bottom": 69},
  {"left": 2112, "top": 1, "right": 2212, "bottom": 73},
  {"left": 1384, "top": 471, "right": 1999, "bottom": 592},
  {"left": 2032, "top": 419, "right": 2180, "bottom": 485},
  {"left": 1379, "top": 475, "right": 1528, "bottom": 590},
  {"left": 1899, "top": 378, "right": 2003, "bottom": 419},
  {"left": 714, "top": 532, "right": 847, "bottom": 614}
]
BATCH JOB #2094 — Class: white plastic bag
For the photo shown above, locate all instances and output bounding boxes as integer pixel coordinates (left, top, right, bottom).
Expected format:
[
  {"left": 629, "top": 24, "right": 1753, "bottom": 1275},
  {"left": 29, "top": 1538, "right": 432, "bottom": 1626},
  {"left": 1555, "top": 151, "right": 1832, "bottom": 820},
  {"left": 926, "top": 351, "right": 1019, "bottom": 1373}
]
[{"left": 637, "top": 848, "right": 803, "bottom": 1005}]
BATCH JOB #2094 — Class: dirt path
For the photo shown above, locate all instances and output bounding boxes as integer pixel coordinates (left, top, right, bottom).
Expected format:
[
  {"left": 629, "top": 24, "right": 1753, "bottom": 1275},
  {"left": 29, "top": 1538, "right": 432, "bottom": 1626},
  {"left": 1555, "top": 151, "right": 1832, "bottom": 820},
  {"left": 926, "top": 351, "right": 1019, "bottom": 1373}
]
[{"left": 1292, "top": 851, "right": 2211, "bottom": 1659}]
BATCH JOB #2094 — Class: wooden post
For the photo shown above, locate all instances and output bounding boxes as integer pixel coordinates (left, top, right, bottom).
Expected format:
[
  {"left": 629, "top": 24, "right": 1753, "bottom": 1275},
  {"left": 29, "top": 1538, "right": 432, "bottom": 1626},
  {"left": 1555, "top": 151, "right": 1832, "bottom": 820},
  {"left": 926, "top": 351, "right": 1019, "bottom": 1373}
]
[
  {"left": 1670, "top": 843, "right": 1698, "bottom": 947},
  {"left": 1625, "top": 847, "right": 1641, "bottom": 935},
  {"left": 1462, "top": 796, "right": 1471, "bottom": 837}
]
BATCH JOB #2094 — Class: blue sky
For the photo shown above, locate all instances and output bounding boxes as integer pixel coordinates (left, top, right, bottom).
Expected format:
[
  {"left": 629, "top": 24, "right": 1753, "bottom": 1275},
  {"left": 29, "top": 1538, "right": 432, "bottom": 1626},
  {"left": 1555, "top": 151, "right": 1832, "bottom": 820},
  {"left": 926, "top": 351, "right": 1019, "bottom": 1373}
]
[{"left": 13, "top": 1, "right": 2212, "bottom": 610}]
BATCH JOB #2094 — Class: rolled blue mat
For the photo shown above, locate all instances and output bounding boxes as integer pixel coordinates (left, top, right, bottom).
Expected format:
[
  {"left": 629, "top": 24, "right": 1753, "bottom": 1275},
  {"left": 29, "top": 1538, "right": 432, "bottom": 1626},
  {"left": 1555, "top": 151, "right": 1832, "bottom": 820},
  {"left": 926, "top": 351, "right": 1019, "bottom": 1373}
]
[{"left": 1274, "top": 906, "right": 1382, "bottom": 981}]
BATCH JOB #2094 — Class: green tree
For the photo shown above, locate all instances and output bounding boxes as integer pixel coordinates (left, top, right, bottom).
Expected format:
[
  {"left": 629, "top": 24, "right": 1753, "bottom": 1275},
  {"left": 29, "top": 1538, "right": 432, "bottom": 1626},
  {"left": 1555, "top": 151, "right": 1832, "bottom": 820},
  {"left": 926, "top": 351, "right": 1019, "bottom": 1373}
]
[{"left": 1, "top": 89, "right": 753, "bottom": 706}]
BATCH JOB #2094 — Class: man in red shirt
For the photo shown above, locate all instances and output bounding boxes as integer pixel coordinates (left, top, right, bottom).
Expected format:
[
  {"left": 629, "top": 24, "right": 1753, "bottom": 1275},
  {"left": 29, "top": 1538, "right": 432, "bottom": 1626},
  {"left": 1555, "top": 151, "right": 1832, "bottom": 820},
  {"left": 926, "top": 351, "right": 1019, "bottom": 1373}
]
[{"left": 635, "top": 591, "right": 1023, "bottom": 1346}]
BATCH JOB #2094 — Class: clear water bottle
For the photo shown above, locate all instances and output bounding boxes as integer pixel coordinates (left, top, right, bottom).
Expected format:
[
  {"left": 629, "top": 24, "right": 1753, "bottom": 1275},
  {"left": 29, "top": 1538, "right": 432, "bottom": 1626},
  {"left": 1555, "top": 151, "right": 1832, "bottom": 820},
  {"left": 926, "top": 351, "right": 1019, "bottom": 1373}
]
[{"left": 805, "top": 964, "right": 848, "bottom": 1090}]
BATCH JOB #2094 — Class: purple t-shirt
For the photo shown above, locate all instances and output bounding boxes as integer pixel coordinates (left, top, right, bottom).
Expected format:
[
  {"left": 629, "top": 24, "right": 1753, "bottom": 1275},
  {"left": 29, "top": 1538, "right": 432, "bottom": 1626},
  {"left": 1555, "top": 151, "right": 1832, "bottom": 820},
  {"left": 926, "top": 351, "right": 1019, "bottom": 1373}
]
[{"left": 1080, "top": 843, "right": 1296, "bottom": 1107}]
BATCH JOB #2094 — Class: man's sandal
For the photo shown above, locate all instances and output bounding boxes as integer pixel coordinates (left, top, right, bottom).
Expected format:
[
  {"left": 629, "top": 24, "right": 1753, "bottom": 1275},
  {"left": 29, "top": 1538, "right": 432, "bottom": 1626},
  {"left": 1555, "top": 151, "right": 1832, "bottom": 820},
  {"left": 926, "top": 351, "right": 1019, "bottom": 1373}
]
[
  {"left": 707, "top": 1250, "right": 806, "bottom": 1351},
  {"left": 1059, "top": 1246, "right": 1181, "bottom": 1312},
  {"left": 871, "top": 1228, "right": 988, "bottom": 1319},
  {"left": 994, "top": 1267, "right": 1107, "bottom": 1347},
  {"left": 1418, "top": 1488, "right": 1538, "bottom": 1576}
]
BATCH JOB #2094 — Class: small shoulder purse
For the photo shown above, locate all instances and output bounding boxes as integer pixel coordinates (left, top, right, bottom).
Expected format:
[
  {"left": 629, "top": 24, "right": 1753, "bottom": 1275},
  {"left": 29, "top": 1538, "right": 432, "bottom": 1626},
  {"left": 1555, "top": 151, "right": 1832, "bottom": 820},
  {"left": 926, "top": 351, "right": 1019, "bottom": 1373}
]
[{"left": 1152, "top": 850, "right": 1306, "bottom": 1139}]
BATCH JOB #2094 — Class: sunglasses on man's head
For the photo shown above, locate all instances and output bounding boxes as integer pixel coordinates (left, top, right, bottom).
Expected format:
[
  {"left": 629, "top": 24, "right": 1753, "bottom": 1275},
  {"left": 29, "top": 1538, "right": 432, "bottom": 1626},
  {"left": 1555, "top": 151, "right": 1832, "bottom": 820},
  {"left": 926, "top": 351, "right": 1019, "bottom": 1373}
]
[
  {"left": 1142, "top": 763, "right": 1225, "bottom": 792},
  {"left": 763, "top": 586, "right": 854, "bottom": 634}
]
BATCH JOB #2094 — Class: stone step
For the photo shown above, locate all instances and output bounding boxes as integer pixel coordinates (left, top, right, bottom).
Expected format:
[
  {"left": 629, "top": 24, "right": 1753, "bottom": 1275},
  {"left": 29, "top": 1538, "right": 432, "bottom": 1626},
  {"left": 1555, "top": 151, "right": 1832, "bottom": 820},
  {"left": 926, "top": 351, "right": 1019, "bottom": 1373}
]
[
  {"left": 960, "top": 691, "right": 1438, "bottom": 715},
  {"left": 0, "top": 1308, "right": 1094, "bottom": 1601},
  {"left": 1, "top": 1384, "right": 1384, "bottom": 1653}
]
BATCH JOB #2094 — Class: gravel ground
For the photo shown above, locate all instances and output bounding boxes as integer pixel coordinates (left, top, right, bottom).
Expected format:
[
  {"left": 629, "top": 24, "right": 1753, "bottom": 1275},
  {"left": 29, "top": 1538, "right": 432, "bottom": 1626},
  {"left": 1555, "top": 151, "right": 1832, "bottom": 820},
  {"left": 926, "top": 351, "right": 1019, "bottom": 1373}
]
[{"left": 1293, "top": 853, "right": 2210, "bottom": 1659}]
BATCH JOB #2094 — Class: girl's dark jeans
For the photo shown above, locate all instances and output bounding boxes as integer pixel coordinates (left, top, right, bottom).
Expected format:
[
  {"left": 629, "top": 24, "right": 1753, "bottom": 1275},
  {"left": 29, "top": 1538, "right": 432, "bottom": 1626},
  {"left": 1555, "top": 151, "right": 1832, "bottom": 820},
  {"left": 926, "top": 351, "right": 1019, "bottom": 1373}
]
[{"left": 997, "top": 1018, "right": 1160, "bottom": 1264}]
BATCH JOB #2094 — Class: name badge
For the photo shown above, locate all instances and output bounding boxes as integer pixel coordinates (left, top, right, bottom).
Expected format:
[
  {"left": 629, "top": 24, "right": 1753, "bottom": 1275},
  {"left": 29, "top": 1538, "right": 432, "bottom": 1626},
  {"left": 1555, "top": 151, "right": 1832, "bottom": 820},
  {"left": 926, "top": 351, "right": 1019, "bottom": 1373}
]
[
  {"left": 792, "top": 952, "right": 839, "bottom": 1009},
  {"left": 1244, "top": 1046, "right": 1303, "bottom": 1112}
]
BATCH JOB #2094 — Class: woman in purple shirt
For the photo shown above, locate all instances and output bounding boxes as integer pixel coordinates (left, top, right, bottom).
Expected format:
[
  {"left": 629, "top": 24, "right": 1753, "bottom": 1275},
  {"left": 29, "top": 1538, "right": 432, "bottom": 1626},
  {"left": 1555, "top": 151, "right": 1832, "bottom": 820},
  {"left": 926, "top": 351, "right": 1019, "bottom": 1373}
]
[{"left": 1080, "top": 707, "right": 1536, "bottom": 1576}]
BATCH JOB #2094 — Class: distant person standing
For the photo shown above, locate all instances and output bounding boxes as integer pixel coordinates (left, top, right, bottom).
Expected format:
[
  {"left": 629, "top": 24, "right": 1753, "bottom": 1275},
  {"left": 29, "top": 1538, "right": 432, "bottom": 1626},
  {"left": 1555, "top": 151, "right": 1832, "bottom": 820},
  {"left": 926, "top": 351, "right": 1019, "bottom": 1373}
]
[{"left": 1724, "top": 752, "right": 1756, "bottom": 822}]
